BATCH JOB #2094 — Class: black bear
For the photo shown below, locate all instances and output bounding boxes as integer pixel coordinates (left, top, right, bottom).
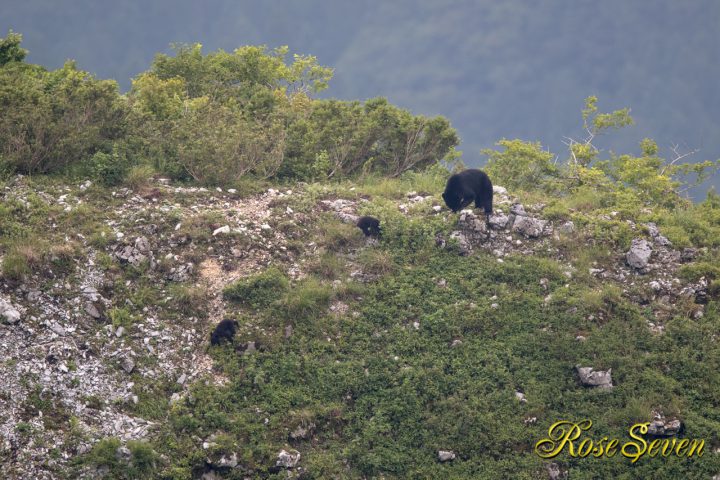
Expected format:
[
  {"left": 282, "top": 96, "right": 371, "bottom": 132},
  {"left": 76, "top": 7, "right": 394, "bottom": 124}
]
[
  {"left": 442, "top": 169, "right": 493, "bottom": 216},
  {"left": 356, "top": 216, "right": 382, "bottom": 237},
  {"left": 210, "top": 319, "right": 238, "bottom": 346}
]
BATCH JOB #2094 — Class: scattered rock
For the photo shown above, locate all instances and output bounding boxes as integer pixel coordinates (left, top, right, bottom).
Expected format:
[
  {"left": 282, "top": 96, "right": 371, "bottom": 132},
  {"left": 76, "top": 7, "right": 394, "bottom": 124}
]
[
  {"left": 680, "top": 248, "right": 697, "bottom": 262},
  {"left": 576, "top": 366, "right": 613, "bottom": 389},
  {"left": 511, "top": 216, "right": 548, "bottom": 238},
  {"left": 276, "top": 449, "right": 301, "bottom": 468},
  {"left": 557, "top": 221, "right": 575, "bottom": 235},
  {"left": 546, "top": 462, "right": 566, "bottom": 480},
  {"left": 488, "top": 213, "right": 509, "bottom": 229},
  {"left": 0, "top": 297, "right": 22, "bottom": 324},
  {"left": 510, "top": 203, "right": 526, "bottom": 216},
  {"left": 626, "top": 238, "right": 653, "bottom": 269},
  {"left": 438, "top": 450, "right": 456, "bottom": 462},
  {"left": 646, "top": 222, "right": 672, "bottom": 246},
  {"left": 115, "top": 446, "right": 132, "bottom": 461},
  {"left": 647, "top": 415, "right": 682, "bottom": 436},
  {"left": 84, "top": 301, "right": 103, "bottom": 319},
  {"left": 167, "top": 263, "right": 194, "bottom": 282},
  {"left": 289, "top": 423, "right": 315, "bottom": 441},
  {"left": 449, "top": 231, "right": 473, "bottom": 256},
  {"left": 120, "top": 357, "right": 135, "bottom": 374},
  {"left": 212, "top": 225, "right": 230, "bottom": 236}
]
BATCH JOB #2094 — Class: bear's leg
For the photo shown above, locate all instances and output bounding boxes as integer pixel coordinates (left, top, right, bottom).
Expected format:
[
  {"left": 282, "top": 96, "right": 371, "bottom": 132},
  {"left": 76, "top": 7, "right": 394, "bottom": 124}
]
[{"left": 481, "top": 198, "right": 493, "bottom": 216}]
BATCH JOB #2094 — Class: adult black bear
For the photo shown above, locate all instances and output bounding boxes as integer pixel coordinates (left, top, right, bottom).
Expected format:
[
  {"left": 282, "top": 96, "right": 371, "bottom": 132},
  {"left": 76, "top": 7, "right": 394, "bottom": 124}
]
[
  {"left": 210, "top": 319, "right": 238, "bottom": 346},
  {"left": 356, "top": 216, "right": 382, "bottom": 237},
  {"left": 442, "top": 169, "right": 493, "bottom": 216}
]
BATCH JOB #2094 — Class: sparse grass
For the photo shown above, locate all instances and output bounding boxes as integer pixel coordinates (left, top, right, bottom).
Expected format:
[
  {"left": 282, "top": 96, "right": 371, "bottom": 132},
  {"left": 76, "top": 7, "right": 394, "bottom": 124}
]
[
  {"left": 1, "top": 238, "right": 46, "bottom": 281},
  {"left": 307, "top": 252, "right": 346, "bottom": 280},
  {"left": 356, "top": 248, "right": 396, "bottom": 276},
  {"left": 168, "top": 283, "right": 208, "bottom": 318},
  {"left": 124, "top": 165, "right": 156, "bottom": 191},
  {"left": 6, "top": 171, "right": 720, "bottom": 479},
  {"left": 317, "top": 217, "right": 365, "bottom": 252},
  {"left": 176, "top": 211, "right": 226, "bottom": 243}
]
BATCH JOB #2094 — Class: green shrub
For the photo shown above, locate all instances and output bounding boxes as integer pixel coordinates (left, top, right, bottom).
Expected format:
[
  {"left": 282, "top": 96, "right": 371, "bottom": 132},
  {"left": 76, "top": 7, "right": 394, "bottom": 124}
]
[
  {"left": 223, "top": 266, "right": 289, "bottom": 308},
  {"left": 108, "top": 307, "right": 136, "bottom": 329},
  {"left": 281, "top": 277, "right": 333, "bottom": 322}
]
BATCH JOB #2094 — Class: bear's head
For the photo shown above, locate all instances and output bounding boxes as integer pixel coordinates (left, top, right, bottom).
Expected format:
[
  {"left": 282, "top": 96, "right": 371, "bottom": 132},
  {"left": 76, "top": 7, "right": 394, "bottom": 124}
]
[{"left": 442, "top": 191, "right": 462, "bottom": 212}]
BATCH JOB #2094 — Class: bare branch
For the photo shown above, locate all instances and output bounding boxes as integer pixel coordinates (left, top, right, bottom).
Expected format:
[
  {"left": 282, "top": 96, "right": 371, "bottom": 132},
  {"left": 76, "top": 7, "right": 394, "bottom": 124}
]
[{"left": 661, "top": 143, "right": 699, "bottom": 175}]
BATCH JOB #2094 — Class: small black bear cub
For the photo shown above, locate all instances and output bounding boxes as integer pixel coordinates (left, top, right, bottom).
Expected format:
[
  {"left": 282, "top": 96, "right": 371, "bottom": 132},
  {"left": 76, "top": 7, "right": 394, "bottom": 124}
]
[
  {"left": 210, "top": 319, "right": 238, "bottom": 346},
  {"left": 442, "top": 169, "right": 493, "bottom": 216},
  {"left": 356, "top": 216, "right": 382, "bottom": 237}
]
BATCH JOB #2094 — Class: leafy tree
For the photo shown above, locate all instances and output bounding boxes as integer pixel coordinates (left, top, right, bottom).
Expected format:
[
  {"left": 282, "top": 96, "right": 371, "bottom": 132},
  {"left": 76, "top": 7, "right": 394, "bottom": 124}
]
[
  {"left": 0, "top": 30, "right": 27, "bottom": 66},
  {"left": 0, "top": 55, "right": 127, "bottom": 174},
  {"left": 483, "top": 139, "right": 559, "bottom": 191}
]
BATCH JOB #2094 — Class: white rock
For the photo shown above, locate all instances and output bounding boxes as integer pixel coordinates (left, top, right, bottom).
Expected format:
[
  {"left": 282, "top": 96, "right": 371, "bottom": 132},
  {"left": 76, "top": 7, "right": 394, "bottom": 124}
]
[
  {"left": 276, "top": 449, "right": 301, "bottom": 468},
  {"left": 0, "top": 297, "right": 22, "bottom": 324},
  {"left": 438, "top": 450, "right": 456, "bottom": 462},
  {"left": 212, "top": 225, "right": 230, "bottom": 236}
]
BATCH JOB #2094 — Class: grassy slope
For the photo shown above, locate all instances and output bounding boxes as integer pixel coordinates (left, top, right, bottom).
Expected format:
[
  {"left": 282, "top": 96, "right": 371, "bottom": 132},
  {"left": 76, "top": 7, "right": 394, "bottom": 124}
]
[
  {"left": 2, "top": 173, "right": 720, "bottom": 479},
  {"left": 154, "top": 175, "right": 720, "bottom": 478}
]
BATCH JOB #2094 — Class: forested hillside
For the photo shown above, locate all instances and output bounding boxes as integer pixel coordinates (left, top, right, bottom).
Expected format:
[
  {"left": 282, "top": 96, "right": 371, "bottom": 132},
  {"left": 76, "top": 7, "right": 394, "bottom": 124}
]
[{"left": 1, "top": 32, "right": 720, "bottom": 479}]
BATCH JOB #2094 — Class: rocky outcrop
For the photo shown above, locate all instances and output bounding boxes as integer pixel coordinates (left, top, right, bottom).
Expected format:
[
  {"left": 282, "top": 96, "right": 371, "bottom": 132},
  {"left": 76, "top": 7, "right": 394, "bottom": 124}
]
[{"left": 0, "top": 296, "right": 22, "bottom": 324}]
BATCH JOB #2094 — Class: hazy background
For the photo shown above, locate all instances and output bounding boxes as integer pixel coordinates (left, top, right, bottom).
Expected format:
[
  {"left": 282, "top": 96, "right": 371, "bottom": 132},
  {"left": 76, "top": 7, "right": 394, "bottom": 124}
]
[{"left": 2, "top": 0, "right": 719, "bottom": 196}]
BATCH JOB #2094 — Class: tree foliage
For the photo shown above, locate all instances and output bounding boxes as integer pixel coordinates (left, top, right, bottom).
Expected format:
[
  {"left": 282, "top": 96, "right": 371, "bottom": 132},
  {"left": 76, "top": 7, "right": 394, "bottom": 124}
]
[
  {"left": 482, "top": 96, "right": 720, "bottom": 208},
  {"left": 0, "top": 58, "right": 127, "bottom": 174}
]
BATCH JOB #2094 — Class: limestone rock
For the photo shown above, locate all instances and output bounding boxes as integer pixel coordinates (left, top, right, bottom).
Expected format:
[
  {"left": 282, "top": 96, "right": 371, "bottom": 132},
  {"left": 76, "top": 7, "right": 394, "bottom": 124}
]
[
  {"left": 0, "top": 297, "right": 22, "bottom": 324},
  {"left": 276, "top": 449, "right": 301, "bottom": 468},
  {"left": 576, "top": 366, "right": 613, "bottom": 389},
  {"left": 438, "top": 450, "right": 456, "bottom": 462},
  {"left": 626, "top": 239, "right": 653, "bottom": 269},
  {"left": 511, "top": 216, "right": 548, "bottom": 238},
  {"left": 488, "top": 213, "right": 509, "bottom": 230}
]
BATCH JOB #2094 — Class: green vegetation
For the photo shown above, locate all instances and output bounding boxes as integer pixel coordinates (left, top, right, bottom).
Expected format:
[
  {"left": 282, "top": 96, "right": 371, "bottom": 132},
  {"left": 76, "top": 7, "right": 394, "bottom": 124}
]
[
  {"left": 223, "top": 267, "right": 290, "bottom": 309},
  {"left": 0, "top": 32, "right": 459, "bottom": 187}
]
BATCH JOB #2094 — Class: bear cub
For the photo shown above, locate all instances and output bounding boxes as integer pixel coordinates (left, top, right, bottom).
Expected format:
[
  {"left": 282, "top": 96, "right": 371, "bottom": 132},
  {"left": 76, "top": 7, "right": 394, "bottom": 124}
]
[
  {"left": 442, "top": 169, "right": 493, "bottom": 217},
  {"left": 210, "top": 318, "right": 238, "bottom": 346},
  {"left": 356, "top": 216, "right": 382, "bottom": 237}
]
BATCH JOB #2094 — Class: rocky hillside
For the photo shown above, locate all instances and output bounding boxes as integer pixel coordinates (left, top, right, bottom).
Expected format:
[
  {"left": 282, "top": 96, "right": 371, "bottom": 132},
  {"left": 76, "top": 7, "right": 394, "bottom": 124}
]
[{"left": 1, "top": 173, "right": 719, "bottom": 479}]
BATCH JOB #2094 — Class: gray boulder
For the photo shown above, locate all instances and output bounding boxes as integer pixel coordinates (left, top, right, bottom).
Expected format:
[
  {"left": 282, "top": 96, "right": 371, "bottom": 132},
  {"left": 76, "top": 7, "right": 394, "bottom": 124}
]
[
  {"left": 647, "top": 417, "right": 682, "bottom": 436},
  {"left": 511, "top": 216, "right": 548, "bottom": 238},
  {"left": 276, "top": 449, "right": 301, "bottom": 468},
  {"left": 576, "top": 366, "right": 613, "bottom": 389},
  {"left": 438, "top": 450, "right": 456, "bottom": 462},
  {"left": 0, "top": 297, "right": 22, "bottom": 324},
  {"left": 626, "top": 239, "right": 653, "bottom": 269},
  {"left": 488, "top": 213, "right": 510, "bottom": 230}
]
